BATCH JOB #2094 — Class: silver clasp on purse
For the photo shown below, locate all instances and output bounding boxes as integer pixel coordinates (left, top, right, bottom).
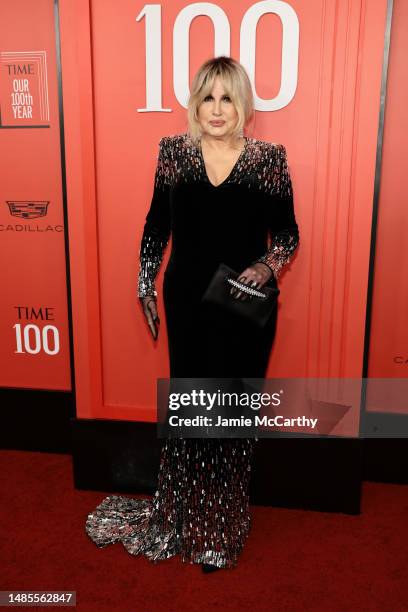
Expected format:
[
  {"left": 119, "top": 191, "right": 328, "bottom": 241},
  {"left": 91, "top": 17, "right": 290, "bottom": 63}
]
[{"left": 225, "top": 276, "right": 267, "bottom": 298}]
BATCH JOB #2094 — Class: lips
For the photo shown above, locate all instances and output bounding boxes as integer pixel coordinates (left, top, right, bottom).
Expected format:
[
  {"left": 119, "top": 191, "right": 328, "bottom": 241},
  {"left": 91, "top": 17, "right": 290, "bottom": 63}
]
[{"left": 209, "top": 121, "right": 225, "bottom": 126}]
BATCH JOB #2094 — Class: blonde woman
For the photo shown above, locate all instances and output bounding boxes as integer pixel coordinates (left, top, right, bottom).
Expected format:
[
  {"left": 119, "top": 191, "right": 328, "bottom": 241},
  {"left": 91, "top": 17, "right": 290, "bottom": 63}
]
[{"left": 86, "top": 56, "right": 299, "bottom": 572}]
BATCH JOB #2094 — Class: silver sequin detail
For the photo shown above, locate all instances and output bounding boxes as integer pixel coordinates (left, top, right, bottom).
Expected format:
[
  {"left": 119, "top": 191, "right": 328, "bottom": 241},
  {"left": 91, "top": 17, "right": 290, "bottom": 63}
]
[
  {"left": 255, "top": 226, "right": 299, "bottom": 280},
  {"left": 85, "top": 438, "right": 254, "bottom": 569},
  {"left": 138, "top": 231, "right": 169, "bottom": 297},
  {"left": 253, "top": 143, "right": 299, "bottom": 279},
  {"left": 226, "top": 277, "right": 267, "bottom": 298},
  {"left": 137, "top": 133, "right": 299, "bottom": 296}
]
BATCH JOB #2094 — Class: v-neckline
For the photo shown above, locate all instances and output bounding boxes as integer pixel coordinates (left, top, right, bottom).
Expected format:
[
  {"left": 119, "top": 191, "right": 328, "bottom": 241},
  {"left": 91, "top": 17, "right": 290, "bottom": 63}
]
[{"left": 198, "top": 136, "right": 248, "bottom": 188}]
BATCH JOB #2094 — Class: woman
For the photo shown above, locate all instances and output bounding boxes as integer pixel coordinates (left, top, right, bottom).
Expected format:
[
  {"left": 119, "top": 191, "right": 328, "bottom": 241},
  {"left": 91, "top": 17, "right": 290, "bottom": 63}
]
[{"left": 85, "top": 56, "right": 299, "bottom": 572}]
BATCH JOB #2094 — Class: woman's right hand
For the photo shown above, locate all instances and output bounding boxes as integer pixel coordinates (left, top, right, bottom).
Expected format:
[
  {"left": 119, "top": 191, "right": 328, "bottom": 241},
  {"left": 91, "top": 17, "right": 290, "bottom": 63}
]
[{"left": 140, "top": 296, "right": 160, "bottom": 340}]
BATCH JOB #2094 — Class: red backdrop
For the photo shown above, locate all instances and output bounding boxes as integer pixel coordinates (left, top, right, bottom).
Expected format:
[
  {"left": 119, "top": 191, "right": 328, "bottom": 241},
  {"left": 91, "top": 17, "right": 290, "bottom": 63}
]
[
  {"left": 3, "top": 1, "right": 403, "bottom": 428},
  {"left": 0, "top": 0, "right": 71, "bottom": 390}
]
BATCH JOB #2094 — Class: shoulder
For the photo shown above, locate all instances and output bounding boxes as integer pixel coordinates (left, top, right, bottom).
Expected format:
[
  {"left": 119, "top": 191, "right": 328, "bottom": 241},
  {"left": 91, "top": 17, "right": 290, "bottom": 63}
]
[
  {"left": 247, "top": 138, "right": 292, "bottom": 196},
  {"left": 158, "top": 133, "right": 192, "bottom": 156},
  {"left": 247, "top": 139, "right": 291, "bottom": 183},
  {"left": 247, "top": 137, "right": 288, "bottom": 159},
  {"left": 153, "top": 134, "right": 189, "bottom": 186}
]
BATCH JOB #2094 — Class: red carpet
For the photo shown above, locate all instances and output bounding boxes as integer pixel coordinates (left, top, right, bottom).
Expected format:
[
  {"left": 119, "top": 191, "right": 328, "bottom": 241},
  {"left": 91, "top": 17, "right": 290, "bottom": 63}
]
[{"left": 1, "top": 450, "right": 407, "bottom": 611}]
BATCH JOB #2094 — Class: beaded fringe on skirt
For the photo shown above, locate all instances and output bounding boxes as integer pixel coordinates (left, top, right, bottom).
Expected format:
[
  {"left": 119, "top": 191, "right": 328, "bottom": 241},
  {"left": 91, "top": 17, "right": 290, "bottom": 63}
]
[{"left": 85, "top": 438, "right": 255, "bottom": 569}]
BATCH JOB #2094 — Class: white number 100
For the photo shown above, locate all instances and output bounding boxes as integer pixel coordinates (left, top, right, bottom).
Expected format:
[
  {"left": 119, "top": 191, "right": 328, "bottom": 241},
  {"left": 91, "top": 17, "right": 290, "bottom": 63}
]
[{"left": 136, "top": 0, "right": 299, "bottom": 113}]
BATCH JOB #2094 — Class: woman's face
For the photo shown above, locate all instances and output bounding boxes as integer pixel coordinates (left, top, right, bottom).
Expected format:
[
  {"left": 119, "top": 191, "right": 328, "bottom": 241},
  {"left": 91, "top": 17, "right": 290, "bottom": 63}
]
[{"left": 197, "top": 76, "right": 239, "bottom": 139}]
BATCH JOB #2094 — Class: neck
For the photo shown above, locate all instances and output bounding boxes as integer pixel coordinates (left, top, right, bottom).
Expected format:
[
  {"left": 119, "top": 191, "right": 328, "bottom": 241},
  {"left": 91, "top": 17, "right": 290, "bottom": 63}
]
[{"left": 200, "top": 132, "right": 244, "bottom": 152}]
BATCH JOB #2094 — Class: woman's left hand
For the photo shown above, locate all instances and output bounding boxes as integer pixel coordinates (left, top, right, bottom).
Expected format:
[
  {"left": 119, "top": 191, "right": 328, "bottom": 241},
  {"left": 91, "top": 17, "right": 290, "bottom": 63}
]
[{"left": 230, "top": 262, "right": 274, "bottom": 300}]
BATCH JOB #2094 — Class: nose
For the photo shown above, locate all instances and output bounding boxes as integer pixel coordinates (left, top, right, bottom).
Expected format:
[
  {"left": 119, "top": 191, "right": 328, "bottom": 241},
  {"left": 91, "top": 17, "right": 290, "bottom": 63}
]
[{"left": 212, "top": 98, "right": 222, "bottom": 116}]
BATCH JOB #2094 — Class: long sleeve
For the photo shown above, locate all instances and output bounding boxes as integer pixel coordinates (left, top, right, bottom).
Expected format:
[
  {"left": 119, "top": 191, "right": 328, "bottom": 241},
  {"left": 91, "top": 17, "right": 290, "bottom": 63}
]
[
  {"left": 137, "top": 137, "right": 172, "bottom": 298},
  {"left": 254, "top": 144, "right": 299, "bottom": 280}
]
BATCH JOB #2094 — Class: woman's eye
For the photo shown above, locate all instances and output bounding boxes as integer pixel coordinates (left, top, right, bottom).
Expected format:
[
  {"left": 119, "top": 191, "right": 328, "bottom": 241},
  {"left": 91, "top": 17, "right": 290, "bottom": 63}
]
[{"left": 203, "top": 95, "right": 231, "bottom": 102}]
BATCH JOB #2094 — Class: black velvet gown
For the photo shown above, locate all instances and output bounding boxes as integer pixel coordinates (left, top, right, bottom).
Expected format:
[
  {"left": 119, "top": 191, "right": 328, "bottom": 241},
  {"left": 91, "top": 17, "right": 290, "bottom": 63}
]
[{"left": 85, "top": 132, "right": 299, "bottom": 568}]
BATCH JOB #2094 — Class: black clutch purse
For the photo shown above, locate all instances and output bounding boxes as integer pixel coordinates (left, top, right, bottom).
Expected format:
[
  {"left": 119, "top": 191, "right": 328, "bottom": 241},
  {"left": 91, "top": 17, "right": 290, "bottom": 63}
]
[{"left": 201, "top": 262, "right": 280, "bottom": 328}]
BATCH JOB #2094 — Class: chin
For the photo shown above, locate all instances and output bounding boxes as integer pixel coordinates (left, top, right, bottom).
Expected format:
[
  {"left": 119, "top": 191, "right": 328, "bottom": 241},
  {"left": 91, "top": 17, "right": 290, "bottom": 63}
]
[{"left": 208, "top": 125, "right": 228, "bottom": 133}]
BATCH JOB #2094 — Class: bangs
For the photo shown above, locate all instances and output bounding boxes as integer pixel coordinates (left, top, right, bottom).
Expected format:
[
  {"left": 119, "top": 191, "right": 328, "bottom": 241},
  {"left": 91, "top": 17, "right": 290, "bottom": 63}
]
[
  {"left": 198, "top": 66, "right": 236, "bottom": 103},
  {"left": 187, "top": 56, "right": 254, "bottom": 145}
]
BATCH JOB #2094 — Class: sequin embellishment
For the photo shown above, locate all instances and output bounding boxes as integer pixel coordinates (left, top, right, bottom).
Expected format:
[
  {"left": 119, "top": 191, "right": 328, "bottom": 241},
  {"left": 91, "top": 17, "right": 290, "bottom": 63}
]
[
  {"left": 137, "top": 133, "right": 299, "bottom": 297},
  {"left": 90, "top": 133, "right": 300, "bottom": 569},
  {"left": 85, "top": 438, "right": 254, "bottom": 569}
]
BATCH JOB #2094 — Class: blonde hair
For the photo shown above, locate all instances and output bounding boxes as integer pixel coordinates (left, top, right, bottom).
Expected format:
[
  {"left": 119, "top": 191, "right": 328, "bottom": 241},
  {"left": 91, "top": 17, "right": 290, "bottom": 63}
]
[{"left": 187, "top": 56, "right": 254, "bottom": 146}]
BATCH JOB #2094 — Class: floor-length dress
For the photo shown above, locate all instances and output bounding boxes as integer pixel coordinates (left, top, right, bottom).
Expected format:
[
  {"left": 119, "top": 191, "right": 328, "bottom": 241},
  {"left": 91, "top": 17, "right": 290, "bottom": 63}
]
[{"left": 85, "top": 132, "right": 299, "bottom": 568}]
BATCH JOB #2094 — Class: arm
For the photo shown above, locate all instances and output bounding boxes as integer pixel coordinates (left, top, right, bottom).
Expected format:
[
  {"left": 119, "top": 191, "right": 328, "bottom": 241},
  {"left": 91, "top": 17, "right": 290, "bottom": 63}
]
[
  {"left": 231, "top": 144, "right": 299, "bottom": 300},
  {"left": 253, "top": 144, "right": 299, "bottom": 281},
  {"left": 137, "top": 137, "right": 172, "bottom": 298}
]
